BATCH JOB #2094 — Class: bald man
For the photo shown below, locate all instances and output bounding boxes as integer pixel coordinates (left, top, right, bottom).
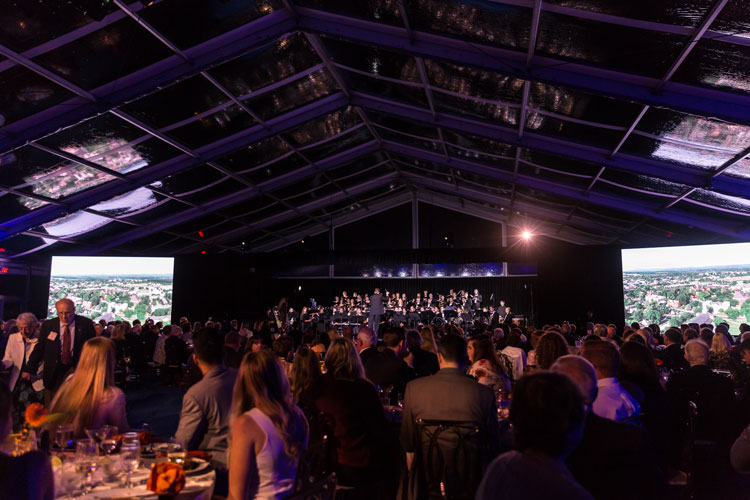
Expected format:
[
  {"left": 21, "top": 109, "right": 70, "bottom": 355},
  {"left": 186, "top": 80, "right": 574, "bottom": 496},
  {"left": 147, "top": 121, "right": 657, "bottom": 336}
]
[{"left": 23, "top": 298, "right": 95, "bottom": 401}]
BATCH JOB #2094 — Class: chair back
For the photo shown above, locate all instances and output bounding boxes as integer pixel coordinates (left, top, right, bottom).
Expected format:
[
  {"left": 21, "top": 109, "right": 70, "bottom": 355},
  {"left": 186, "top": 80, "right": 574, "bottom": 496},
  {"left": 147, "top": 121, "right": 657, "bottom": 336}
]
[
  {"left": 411, "top": 418, "right": 487, "bottom": 500},
  {"left": 293, "top": 434, "right": 329, "bottom": 493},
  {"left": 284, "top": 472, "right": 337, "bottom": 500}
]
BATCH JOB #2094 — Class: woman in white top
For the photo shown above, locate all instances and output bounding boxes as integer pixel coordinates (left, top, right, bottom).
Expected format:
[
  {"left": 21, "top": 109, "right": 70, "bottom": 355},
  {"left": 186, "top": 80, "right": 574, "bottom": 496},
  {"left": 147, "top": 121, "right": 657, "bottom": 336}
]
[
  {"left": 229, "top": 350, "right": 308, "bottom": 500},
  {"left": 2, "top": 313, "right": 44, "bottom": 430},
  {"left": 49, "top": 337, "right": 129, "bottom": 438}
]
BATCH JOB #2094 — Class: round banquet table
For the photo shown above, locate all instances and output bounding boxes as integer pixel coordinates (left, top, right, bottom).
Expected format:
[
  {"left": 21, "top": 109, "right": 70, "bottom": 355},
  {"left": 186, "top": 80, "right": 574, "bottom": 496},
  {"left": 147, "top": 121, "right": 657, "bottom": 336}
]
[{"left": 55, "top": 459, "right": 215, "bottom": 500}]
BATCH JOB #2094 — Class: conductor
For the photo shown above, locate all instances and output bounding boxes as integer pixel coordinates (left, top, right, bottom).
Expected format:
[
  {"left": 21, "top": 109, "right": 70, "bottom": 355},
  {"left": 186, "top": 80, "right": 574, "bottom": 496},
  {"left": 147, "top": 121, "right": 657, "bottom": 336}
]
[{"left": 369, "top": 288, "right": 384, "bottom": 337}]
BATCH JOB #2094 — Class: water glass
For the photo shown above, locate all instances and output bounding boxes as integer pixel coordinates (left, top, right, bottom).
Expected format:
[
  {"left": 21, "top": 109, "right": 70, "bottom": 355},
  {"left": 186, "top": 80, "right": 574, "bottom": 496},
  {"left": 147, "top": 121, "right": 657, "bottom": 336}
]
[
  {"left": 167, "top": 438, "right": 186, "bottom": 465},
  {"left": 76, "top": 440, "right": 100, "bottom": 493},
  {"left": 121, "top": 444, "right": 140, "bottom": 489},
  {"left": 55, "top": 425, "right": 74, "bottom": 450}
]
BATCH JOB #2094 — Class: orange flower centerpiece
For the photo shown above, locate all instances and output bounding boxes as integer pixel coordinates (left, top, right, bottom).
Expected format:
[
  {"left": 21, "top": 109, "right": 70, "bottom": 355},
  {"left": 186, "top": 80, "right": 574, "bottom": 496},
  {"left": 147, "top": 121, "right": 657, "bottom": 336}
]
[
  {"left": 24, "top": 403, "right": 48, "bottom": 427},
  {"left": 147, "top": 462, "right": 186, "bottom": 497}
]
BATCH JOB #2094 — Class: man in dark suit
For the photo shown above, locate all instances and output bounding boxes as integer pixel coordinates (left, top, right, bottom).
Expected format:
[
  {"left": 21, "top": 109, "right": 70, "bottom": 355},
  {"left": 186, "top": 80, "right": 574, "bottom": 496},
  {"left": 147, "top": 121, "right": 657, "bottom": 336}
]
[
  {"left": 365, "top": 328, "right": 415, "bottom": 403},
  {"left": 23, "top": 298, "right": 95, "bottom": 402},
  {"left": 401, "top": 333, "right": 500, "bottom": 471},
  {"left": 356, "top": 327, "right": 379, "bottom": 368},
  {"left": 369, "top": 288, "right": 384, "bottom": 337},
  {"left": 405, "top": 330, "right": 439, "bottom": 378},
  {"left": 655, "top": 328, "right": 689, "bottom": 372}
]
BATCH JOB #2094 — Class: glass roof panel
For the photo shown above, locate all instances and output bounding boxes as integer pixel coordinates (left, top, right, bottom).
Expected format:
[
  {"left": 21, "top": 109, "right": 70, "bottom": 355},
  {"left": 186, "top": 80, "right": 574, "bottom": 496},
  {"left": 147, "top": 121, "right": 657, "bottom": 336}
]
[
  {"left": 536, "top": 11, "right": 687, "bottom": 78},
  {"left": 517, "top": 163, "right": 591, "bottom": 190},
  {"left": 216, "top": 136, "right": 293, "bottom": 174},
  {"left": 424, "top": 58, "right": 524, "bottom": 104},
  {"left": 525, "top": 113, "right": 623, "bottom": 150},
  {"left": 521, "top": 149, "right": 602, "bottom": 177},
  {"left": 39, "top": 113, "right": 148, "bottom": 159},
  {"left": 0, "top": 2, "right": 119, "bottom": 53},
  {"left": 169, "top": 214, "right": 227, "bottom": 236},
  {"left": 267, "top": 216, "right": 316, "bottom": 234},
  {"left": 529, "top": 81, "right": 641, "bottom": 129},
  {"left": 367, "top": 111, "right": 440, "bottom": 139},
  {"left": 180, "top": 178, "right": 247, "bottom": 205},
  {"left": 542, "top": 0, "right": 712, "bottom": 27},
  {"left": 0, "top": 66, "right": 76, "bottom": 126},
  {"left": 722, "top": 158, "right": 750, "bottom": 179},
  {"left": 220, "top": 197, "right": 284, "bottom": 221},
  {"left": 442, "top": 130, "right": 514, "bottom": 158},
  {"left": 712, "top": 0, "right": 750, "bottom": 36},
  {"left": 322, "top": 36, "right": 421, "bottom": 83},
  {"left": 433, "top": 91, "right": 519, "bottom": 126},
  {"left": 0, "top": 193, "right": 48, "bottom": 222},
  {"left": 378, "top": 128, "right": 441, "bottom": 152},
  {"left": 123, "top": 199, "right": 189, "bottom": 225},
  {"left": 31, "top": 17, "right": 173, "bottom": 90},
  {"left": 633, "top": 107, "right": 750, "bottom": 155},
  {"left": 598, "top": 170, "right": 690, "bottom": 197},
  {"left": 406, "top": 1, "right": 532, "bottom": 50},
  {"left": 242, "top": 155, "right": 309, "bottom": 185},
  {"left": 91, "top": 187, "right": 163, "bottom": 218},
  {"left": 300, "top": 127, "right": 374, "bottom": 163},
  {"left": 121, "top": 75, "right": 230, "bottom": 129},
  {"left": 593, "top": 178, "right": 674, "bottom": 204},
  {"left": 282, "top": 107, "right": 363, "bottom": 148},
  {"left": 343, "top": 71, "right": 429, "bottom": 108},
  {"left": 244, "top": 69, "right": 339, "bottom": 121},
  {"left": 336, "top": 165, "right": 392, "bottom": 189},
  {"left": 324, "top": 153, "right": 390, "bottom": 182},
  {"left": 675, "top": 196, "right": 750, "bottom": 225},
  {"left": 621, "top": 134, "right": 733, "bottom": 170},
  {"left": 166, "top": 104, "right": 256, "bottom": 149},
  {"left": 294, "top": 0, "right": 403, "bottom": 26},
  {"left": 672, "top": 39, "right": 750, "bottom": 95},
  {"left": 0, "top": 234, "right": 53, "bottom": 257},
  {"left": 685, "top": 189, "right": 750, "bottom": 215},
  {"left": 67, "top": 220, "right": 134, "bottom": 245},
  {"left": 139, "top": 0, "right": 283, "bottom": 50},
  {"left": 153, "top": 164, "right": 226, "bottom": 197},
  {"left": 208, "top": 32, "right": 320, "bottom": 97}
]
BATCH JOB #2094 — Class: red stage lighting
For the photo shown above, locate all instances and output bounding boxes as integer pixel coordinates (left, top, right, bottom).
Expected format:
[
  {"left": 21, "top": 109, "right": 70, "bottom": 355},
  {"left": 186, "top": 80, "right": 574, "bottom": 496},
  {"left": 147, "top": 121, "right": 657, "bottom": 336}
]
[
  {"left": 201, "top": 250, "right": 206, "bottom": 254},
  {"left": 0, "top": 267, "right": 7, "bottom": 273},
  {"left": 198, "top": 231, "right": 204, "bottom": 238}
]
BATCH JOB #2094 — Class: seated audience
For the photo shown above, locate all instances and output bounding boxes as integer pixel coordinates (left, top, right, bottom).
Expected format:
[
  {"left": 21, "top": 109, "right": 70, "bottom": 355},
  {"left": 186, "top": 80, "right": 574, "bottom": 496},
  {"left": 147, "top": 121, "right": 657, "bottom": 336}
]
[
  {"left": 0, "top": 383, "right": 55, "bottom": 500},
  {"left": 468, "top": 335, "right": 510, "bottom": 394},
  {"left": 223, "top": 330, "right": 243, "bottom": 369},
  {"left": 405, "top": 329, "right": 439, "bottom": 378},
  {"left": 365, "top": 327, "right": 415, "bottom": 403},
  {"left": 419, "top": 326, "right": 438, "bottom": 355},
  {"left": 2, "top": 313, "right": 44, "bottom": 430},
  {"left": 49, "top": 337, "right": 129, "bottom": 437},
  {"left": 290, "top": 346, "right": 321, "bottom": 416},
  {"left": 229, "top": 350, "right": 308, "bottom": 500},
  {"left": 535, "top": 331, "right": 570, "bottom": 370},
  {"left": 553, "top": 355, "right": 667, "bottom": 500},
  {"left": 165, "top": 325, "right": 188, "bottom": 366},
  {"left": 175, "top": 328, "right": 237, "bottom": 473},
  {"left": 655, "top": 328, "right": 689, "bottom": 372},
  {"left": 581, "top": 341, "right": 641, "bottom": 422},
  {"left": 475, "top": 372, "right": 592, "bottom": 500},
  {"left": 500, "top": 332, "right": 526, "bottom": 381},
  {"left": 355, "top": 327, "right": 378, "bottom": 367},
  {"left": 311, "top": 338, "right": 396, "bottom": 497}
]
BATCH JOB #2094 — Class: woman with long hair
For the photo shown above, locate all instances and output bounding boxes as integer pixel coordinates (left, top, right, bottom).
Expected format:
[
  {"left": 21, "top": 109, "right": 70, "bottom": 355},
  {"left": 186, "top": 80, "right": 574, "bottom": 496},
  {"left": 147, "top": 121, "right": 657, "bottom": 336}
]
[
  {"left": 311, "top": 338, "right": 398, "bottom": 497},
  {"left": 468, "top": 335, "right": 511, "bottom": 394},
  {"left": 291, "top": 346, "right": 321, "bottom": 413},
  {"left": 49, "top": 337, "right": 129, "bottom": 437},
  {"left": 229, "top": 350, "right": 308, "bottom": 500},
  {"left": 709, "top": 333, "right": 732, "bottom": 371},
  {"left": 419, "top": 326, "right": 438, "bottom": 355}
]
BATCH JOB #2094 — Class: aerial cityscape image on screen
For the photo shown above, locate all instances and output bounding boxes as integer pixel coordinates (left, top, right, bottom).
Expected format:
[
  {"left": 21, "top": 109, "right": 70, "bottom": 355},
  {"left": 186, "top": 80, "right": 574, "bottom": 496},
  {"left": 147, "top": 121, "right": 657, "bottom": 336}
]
[
  {"left": 622, "top": 243, "right": 750, "bottom": 332},
  {"left": 48, "top": 256, "right": 175, "bottom": 324}
]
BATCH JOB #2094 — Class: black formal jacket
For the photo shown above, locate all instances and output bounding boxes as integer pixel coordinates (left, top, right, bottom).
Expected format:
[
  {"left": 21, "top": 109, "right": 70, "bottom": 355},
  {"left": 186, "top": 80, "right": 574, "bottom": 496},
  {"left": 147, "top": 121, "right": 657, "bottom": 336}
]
[
  {"left": 364, "top": 348, "right": 415, "bottom": 402},
  {"left": 25, "top": 314, "right": 95, "bottom": 391},
  {"left": 370, "top": 293, "right": 384, "bottom": 315},
  {"left": 655, "top": 343, "right": 689, "bottom": 372}
]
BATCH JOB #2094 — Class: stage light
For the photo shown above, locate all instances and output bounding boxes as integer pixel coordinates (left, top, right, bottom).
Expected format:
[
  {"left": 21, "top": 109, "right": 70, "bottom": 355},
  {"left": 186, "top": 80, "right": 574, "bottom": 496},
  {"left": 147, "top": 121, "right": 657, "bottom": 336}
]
[
  {"left": 0, "top": 267, "right": 7, "bottom": 273},
  {"left": 198, "top": 231, "right": 204, "bottom": 237},
  {"left": 0, "top": 248, "right": 5, "bottom": 252},
  {"left": 298, "top": 286, "right": 302, "bottom": 291},
  {"left": 201, "top": 250, "right": 206, "bottom": 254},
  {"left": 521, "top": 230, "right": 533, "bottom": 241}
]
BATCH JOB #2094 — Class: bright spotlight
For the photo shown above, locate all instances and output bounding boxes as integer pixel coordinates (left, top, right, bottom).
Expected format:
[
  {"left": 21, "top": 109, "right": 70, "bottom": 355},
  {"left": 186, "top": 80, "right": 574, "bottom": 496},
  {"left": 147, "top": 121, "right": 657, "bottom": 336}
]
[{"left": 521, "top": 230, "right": 532, "bottom": 241}]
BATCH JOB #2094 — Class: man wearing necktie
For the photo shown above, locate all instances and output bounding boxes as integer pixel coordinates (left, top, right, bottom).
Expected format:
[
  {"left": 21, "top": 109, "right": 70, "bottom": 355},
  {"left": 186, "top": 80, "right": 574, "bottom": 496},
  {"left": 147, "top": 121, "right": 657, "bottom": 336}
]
[{"left": 22, "top": 298, "right": 95, "bottom": 404}]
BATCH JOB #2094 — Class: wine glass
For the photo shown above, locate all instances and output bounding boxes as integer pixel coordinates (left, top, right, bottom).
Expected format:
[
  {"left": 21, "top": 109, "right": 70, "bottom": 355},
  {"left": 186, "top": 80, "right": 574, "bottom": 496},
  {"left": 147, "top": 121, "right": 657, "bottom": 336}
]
[
  {"left": 121, "top": 443, "right": 140, "bottom": 489},
  {"left": 55, "top": 425, "right": 74, "bottom": 450},
  {"left": 100, "top": 426, "right": 118, "bottom": 455},
  {"left": 167, "top": 438, "right": 186, "bottom": 465},
  {"left": 76, "top": 440, "right": 100, "bottom": 494}
]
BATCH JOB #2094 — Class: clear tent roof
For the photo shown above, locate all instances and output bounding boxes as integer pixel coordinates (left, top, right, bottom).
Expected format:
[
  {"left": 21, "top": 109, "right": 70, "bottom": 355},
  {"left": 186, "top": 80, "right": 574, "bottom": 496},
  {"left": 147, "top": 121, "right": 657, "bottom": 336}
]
[{"left": 2, "top": 0, "right": 750, "bottom": 258}]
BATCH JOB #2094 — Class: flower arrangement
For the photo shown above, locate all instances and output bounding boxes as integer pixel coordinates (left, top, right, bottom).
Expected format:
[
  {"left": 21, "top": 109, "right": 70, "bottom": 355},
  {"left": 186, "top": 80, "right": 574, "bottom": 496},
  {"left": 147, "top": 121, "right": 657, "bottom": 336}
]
[{"left": 147, "top": 462, "right": 186, "bottom": 496}]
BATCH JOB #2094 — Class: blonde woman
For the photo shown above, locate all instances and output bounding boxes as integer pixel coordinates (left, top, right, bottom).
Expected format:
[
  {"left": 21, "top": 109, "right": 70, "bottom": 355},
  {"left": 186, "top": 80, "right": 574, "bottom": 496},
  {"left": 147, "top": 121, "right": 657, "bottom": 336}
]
[
  {"left": 49, "top": 337, "right": 129, "bottom": 437},
  {"left": 229, "top": 350, "right": 308, "bottom": 500},
  {"left": 709, "top": 333, "right": 732, "bottom": 371},
  {"left": 420, "top": 326, "right": 438, "bottom": 355}
]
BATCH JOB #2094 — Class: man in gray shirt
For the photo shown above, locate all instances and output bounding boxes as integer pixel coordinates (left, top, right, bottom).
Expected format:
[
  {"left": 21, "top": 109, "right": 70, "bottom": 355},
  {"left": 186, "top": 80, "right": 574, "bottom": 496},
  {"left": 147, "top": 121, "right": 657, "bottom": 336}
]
[{"left": 174, "top": 327, "right": 237, "bottom": 471}]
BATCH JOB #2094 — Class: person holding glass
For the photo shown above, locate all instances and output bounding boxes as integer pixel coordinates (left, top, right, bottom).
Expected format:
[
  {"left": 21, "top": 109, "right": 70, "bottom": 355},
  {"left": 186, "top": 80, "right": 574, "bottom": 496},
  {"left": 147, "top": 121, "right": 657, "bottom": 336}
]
[
  {"left": 0, "top": 383, "right": 55, "bottom": 500},
  {"left": 48, "top": 337, "right": 130, "bottom": 438}
]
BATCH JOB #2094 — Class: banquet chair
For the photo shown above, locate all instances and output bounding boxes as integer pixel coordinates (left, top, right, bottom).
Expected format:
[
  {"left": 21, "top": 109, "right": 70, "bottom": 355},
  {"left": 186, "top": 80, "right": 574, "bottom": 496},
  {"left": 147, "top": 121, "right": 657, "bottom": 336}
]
[
  {"left": 292, "top": 434, "right": 329, "bottom": 492},
  {"left": 283, "top": 473, "right": 337, "bottom": 500},
  {"left": 408, "top": 418, "right": 488, "bottom": 500}
]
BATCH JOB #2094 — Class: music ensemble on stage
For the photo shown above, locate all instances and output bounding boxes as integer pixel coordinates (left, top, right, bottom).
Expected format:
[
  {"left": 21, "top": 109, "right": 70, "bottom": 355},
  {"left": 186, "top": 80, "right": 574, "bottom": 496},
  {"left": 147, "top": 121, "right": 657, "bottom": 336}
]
[{"left": 277, "top": 288, "right": 518, "bottom": 335}]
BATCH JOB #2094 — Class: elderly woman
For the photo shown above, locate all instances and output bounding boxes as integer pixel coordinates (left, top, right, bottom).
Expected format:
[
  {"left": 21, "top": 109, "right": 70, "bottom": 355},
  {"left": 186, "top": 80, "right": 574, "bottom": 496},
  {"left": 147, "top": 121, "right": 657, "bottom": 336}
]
[{"left": 1, "top": 312, "right": 44, "bottom": 431}]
